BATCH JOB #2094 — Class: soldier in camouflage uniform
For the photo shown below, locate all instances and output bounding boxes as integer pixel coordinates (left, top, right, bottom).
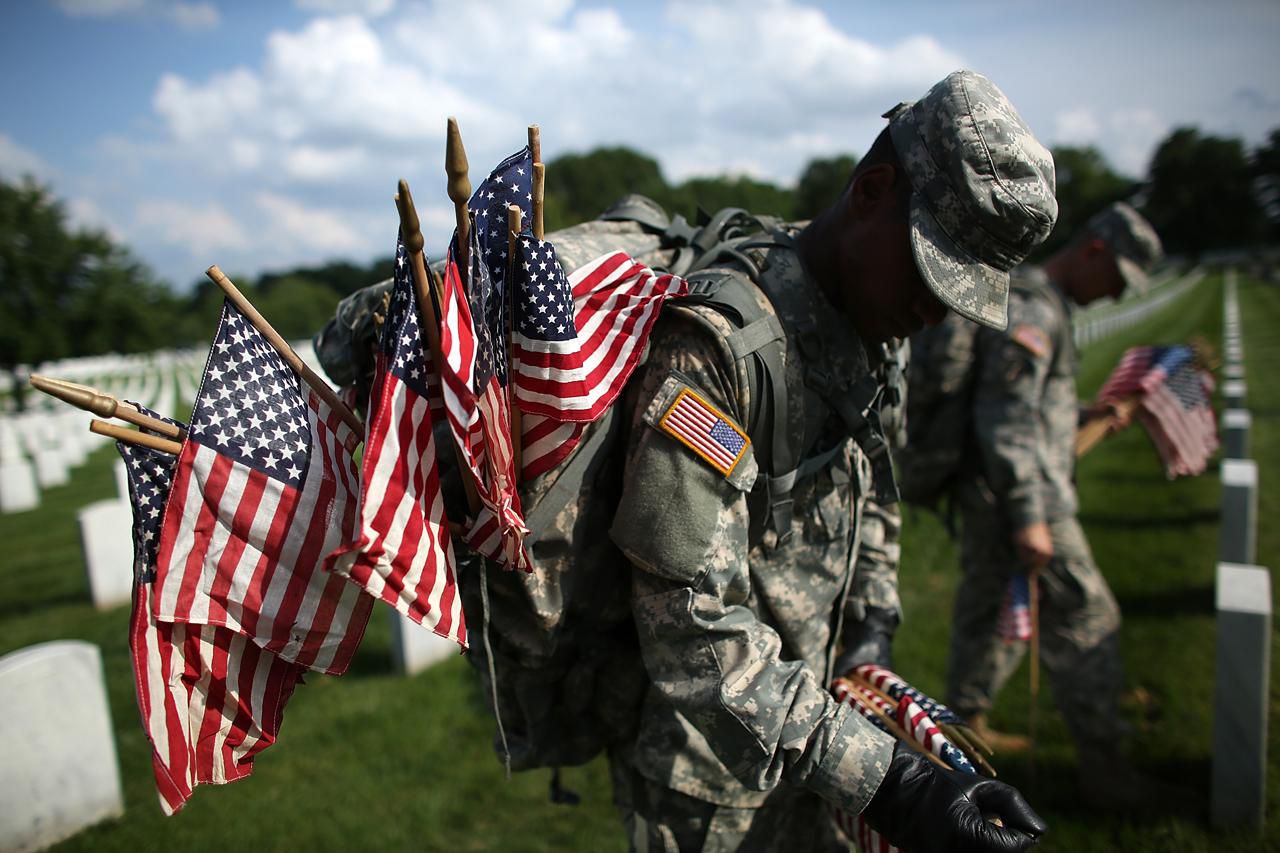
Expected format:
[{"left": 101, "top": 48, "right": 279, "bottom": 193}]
[
  {"left": 942, "top": 203, "right": 1164, "bottom": 806},
  {"left": 315, "top": 71, "right": 1057, "bottom": 851},
  {"left": 601, "top": 70, "right": 1056, "bottom": 852}
]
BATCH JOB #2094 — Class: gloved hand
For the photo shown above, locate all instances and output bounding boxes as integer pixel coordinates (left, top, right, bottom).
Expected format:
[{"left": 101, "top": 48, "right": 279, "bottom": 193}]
[
  {"left": 834, "top": 605, "right": 898, "bottom": 674},
  {"left": 862, "top": 742, "right": 1046, "bottom": 853}
]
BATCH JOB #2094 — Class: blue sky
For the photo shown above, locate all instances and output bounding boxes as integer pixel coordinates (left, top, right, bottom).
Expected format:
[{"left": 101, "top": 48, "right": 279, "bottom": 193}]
[{"left": 2, "top": 0, "right": 1278, "bottom": 291}]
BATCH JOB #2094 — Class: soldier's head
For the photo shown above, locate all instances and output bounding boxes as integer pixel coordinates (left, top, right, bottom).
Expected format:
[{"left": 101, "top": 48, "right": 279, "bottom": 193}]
[
  {"left": 803, "top": 70, "right": 1057, "bottom": 343},
  {"left": 1055, "top": 202, "right": 1163, "bottom": 306}
]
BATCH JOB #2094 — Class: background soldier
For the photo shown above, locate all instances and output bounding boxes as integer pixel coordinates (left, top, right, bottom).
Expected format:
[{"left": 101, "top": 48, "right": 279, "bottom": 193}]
[{"left": 937, "top": 202, "right": 1165, "bottom": 809}]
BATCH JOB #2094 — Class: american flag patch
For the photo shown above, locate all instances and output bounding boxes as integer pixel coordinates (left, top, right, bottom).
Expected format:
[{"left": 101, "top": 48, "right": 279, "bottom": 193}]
[{"left": 659, "top": 388, "right": 749, "bottom": 477}]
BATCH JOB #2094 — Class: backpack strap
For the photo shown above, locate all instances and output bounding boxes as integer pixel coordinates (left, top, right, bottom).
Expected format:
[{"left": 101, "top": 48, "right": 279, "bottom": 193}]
[{"left": 522, "top": 406, "right": 622, "bottom": 545}]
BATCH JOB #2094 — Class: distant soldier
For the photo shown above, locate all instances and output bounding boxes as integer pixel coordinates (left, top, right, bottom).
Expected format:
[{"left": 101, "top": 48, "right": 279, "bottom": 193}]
[{"left": 931, "top": 202, "right": 1164, "bottom": 809}]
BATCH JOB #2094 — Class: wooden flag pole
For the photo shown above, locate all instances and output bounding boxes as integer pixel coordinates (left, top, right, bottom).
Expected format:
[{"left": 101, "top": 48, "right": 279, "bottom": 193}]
[
  {"left": 30, "top": 374, "right": 186, "bottom": 440},
  {"left": 506, "top": 203, "right": 524, "bottom": 482},
  {"left": 1075, "top": 395, "right": 1138, "bottom": 457},
  {"left": 205, "top": 265, "right": 363, "bottom": 435},
  {"left": 528, "top": 125, "right": 545, "bottom": 241},
  {"left": 396, "top": 180, "right": 481, "bottom": 518},
  {"left": 1028, "top": 565, "right": 1041, "bottom": 781},
  {"left": 446, "top": 117, "right": 472, "bottom": 276},
  {"left": 835, "top": 678, "right": 950, "bottom": 770},
  {"left": 89, "top": 419, "right": 182, "bottom": 455}
]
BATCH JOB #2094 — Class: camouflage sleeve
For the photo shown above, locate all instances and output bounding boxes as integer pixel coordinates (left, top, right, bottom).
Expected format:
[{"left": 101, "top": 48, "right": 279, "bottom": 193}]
[
  {"left": 970, "top": 294, "right": 1057, "bottom": 529},
  {"left": 847, "top": 496, "right": 902, "bottom": 620},
  {"left": 610, "top": 314, "right": 893, "bottom": 816}
]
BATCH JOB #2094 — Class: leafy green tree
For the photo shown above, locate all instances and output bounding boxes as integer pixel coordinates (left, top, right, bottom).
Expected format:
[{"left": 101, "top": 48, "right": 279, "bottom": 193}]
[
  {"left": 667, "top": 175, "right": 793, "bottom": 222},
  {"left": 1251, "top": 127, "right": 1280, "bottom": 239},
  {"left": 1031, "top": 146, "right": 1137, "bottom": 259},
  {"left": 544, "top": 147, "right": 670, "bottom": 229},
  {"left": 792, "top": 154, "right": 858, "bottom": 220},
  {"left": 1143, "top": 127, "right": 1265, "bottom": 256},
  {"left": 0, "top": 178, "right": 181, "bottom": 409}
]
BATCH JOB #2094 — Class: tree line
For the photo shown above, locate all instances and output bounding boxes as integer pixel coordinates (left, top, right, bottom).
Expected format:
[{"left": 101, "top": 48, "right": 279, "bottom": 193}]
[{"left": 3, "top": 125, "right": 1278, "bottom": 407}]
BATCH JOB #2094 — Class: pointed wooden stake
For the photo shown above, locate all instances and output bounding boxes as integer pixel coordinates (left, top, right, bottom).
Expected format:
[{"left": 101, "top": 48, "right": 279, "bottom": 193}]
[
  {"left": 446, "top": 117, "right": 472, "bottom": 276},
  {"left": 30, "top": 374, "right": 185, "bottom": 439},
  {"left": 90, "top": 419, "right": 182, "bottom": 455}
]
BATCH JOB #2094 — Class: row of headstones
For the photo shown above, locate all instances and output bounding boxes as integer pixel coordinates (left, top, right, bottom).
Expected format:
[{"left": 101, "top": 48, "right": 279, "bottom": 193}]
[
  {"left": 1073, "top": 267, "right": 1204, "bottom": 349},
  {"left": 1212, "top": 268, "right": 1270, "bottom": 831},
  {"left": 0, "top": 351, "right": 203, "bottom": 515}
]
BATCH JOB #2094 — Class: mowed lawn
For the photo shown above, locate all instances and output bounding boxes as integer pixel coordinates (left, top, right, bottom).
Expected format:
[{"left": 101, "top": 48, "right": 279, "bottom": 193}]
[{"left": 0, "top": 270, "right": 1273, "bottom": 852}]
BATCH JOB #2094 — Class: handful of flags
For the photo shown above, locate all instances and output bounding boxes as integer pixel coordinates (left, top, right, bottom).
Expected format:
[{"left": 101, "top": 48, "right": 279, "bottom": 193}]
[
  {"left": 1094, "top": 343, "right": 1218, "bottom": 477},
  {"left": 829, "top": 665, "right": 995, "bottom": 851},
  {"left": 37, "top": 127, "right": 691, "bottom": 813}
]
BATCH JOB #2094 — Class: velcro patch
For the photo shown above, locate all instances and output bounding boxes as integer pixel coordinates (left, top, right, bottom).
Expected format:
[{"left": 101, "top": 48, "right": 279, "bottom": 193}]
[
  {"left": 1011, "top": 324, "right": 1049, "bottom": 358},
  {"left": 659, "top": 387, "right": 750, "bottom": 477}
]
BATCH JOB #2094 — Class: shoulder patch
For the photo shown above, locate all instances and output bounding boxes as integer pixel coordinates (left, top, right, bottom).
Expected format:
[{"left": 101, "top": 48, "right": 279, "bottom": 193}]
[
  {"left": 659, "top": 387, "right": 750, "bottom": 477},
  {"left": 1010, "top": 324, "right": 1049, "bottom": 358}
]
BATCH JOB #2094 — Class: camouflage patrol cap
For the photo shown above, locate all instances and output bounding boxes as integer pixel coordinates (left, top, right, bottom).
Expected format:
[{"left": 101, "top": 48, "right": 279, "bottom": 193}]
[
  {"left": 885, "top": 70, "right": 1057, "bottom": 330},
  {"left": 1084, "top": 201, "right": 1163, "bottom": 294}
]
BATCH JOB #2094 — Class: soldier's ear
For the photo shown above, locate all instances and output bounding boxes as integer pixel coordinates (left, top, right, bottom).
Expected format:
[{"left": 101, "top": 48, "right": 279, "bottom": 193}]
[{"left": 849, "top": 164, "right": 897, "bottom": 220}]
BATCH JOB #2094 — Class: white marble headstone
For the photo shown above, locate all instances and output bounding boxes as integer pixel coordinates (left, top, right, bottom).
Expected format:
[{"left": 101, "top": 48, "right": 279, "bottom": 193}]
[
  {"left": 0, "top": 641, "right": 124, "bottom": 851},
  {"left": 389, "top": 610, "right": 459, "bottom": 676},
  {"left": 78, "top": 498, "right": 135, "bottom": 610}
]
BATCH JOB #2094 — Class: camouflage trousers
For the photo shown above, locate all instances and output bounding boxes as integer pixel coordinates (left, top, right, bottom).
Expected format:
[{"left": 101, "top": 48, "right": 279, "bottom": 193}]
[
  {"left": 945, "top": 513, "right": 1127, "bottom": 748},
  {"left": 608, "top": 752, "right": 854, "bottom": 853}
]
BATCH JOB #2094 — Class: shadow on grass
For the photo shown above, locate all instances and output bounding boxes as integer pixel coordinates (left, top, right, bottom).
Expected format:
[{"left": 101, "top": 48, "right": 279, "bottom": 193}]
[
  {"left": 0, "top": 588, "right": 91, "bottom": 621},
  {"left": 1116, "top": 585, "right": 1215, "bottom": 619},
  {"left": 1078, "top": 508, "right": 1220, "bottom": 529}
]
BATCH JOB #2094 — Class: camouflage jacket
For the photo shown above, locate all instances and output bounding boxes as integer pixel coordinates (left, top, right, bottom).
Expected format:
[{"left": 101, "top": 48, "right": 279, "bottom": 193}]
[
  {"left": 964, "top": 265, "right": 1078, "bottom": 527},
  {"left": 609, "top": 232, "right": 894, "bottom": 814}
]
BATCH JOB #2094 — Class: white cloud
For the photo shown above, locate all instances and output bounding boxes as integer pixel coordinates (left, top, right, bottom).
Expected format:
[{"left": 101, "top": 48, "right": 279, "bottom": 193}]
[
  {"left": 65, "top": 196, "right": 126, "bottom": 243},
  {"left": 253, "top": 192, "right": 367, "bottom": 254},
  {"left": 53, "top": 0, "right": 218, "bottom": 28},
  {"left": 0, "top": 133, "right": 54, "bottom": 183},
  {"left": 134, "top": 199, "right": 251, "bottom": 255},
  {"left": 1049, "top": 106, "right": 1169, "bottom": 177},
  {"left": 295, "top": 0, "right": 395, "bottom": 17}
]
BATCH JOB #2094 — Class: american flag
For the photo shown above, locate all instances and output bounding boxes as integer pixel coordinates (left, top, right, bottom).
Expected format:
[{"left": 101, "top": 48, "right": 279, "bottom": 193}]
[
  {"left": 152, "top": 300, "right": 373, "bottom": 674},
  {"left": 437, "top": 148, "right": 532, "bottom": 571},
  {"left": 1095, "top": 344, "right": 1218, "bottom": 477},
  {"left": 326, "top": 235, "right": 467, "bottom": 648},
  {"left": 118, "top": 405, "right": 303, "bottom": 815},
  {"left": 996, "top": 572, "right": 1033, "bottom": 643},
  {"left": 519, "top": 251, "right": 690, "bottom": 480},
  {"left": 830, "top": 668, "right": 978, "bottom": 851}
]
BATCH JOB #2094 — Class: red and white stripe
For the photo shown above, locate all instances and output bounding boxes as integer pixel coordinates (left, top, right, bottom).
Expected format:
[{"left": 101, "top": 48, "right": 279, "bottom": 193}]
[
  {"left": 513, "top": 251, "right": 688, "bottom": 421},
  {"left": 326, "top": 356, "right": 467, "bottom": 647},
  {"left": 664, "top": 392, "right": 743, "bottom": 472},
  {"left": 153, "top": 392, "right": 371, "bottom": 675},
  {"left": 131, "top": 582, "right": 302, "bottom": 815}
]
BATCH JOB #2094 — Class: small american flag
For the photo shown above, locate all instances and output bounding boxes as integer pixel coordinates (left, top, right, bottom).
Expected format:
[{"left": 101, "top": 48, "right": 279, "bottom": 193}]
[
  {"left": 326, "top": 235, "right": 467, "bottom": 648},
  {"left": 152, "top": 300, "right": 373, "bottom": 674},
  {"left": 1096, "top": 344, "right": 1218, "bottom": 477},
  {"left": 118, "top": 405, "right": 303, "bottom": 815},
  {"left": 996, "top": 572, "right": 1033, "bottom": 643},
  {"left": 659, "top": 387, "right": 749, "bottom": 477},
  {"left": 519, "top": 250, "right": 690, "bottom": 480},
  {"left": 437, "top": 148, "right": 532, "bottom": 571}
]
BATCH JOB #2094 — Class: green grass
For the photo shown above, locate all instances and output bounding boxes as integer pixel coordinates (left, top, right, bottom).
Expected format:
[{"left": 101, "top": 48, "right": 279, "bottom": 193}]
[{"left": 2, "top": 271, "right": 1274, "bottom": 852}]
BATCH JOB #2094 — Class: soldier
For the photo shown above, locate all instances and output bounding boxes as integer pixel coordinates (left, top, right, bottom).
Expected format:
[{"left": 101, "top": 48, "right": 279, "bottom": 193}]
[
  {"left": 603, "top": 70, "right": 1055, "bottom": 851},
  {"left": 315, "top": 71, "right": 1056, "bottom": 851},
  {"left": 938, "top": 202, "right": 1164, "bottom": 808}
]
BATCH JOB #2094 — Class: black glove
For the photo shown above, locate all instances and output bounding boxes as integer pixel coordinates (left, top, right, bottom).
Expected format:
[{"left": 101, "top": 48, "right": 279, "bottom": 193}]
[
  {"left": 835, "top": 605, "right": 898, "bottom": 674},
  {"left": 862, "top": 742, "right": 1046, "bottom": 853}
]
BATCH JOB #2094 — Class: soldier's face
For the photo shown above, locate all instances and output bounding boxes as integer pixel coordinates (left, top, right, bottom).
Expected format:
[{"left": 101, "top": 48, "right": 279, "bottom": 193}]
[
  {"left": 1073, "top": 240, "right": 1128, "bottom": 305},
  {"left": 839, "top": 169, "right": 946, "bottom": 342}
]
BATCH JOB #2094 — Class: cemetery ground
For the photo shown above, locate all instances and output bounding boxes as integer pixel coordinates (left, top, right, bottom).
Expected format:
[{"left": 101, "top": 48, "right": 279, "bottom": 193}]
[{"left": 0, "top": 271, "right": 1274, "bottom": 852}]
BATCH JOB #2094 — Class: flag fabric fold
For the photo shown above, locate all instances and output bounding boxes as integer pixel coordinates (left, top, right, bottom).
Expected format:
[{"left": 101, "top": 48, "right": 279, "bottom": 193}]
[
  {"left": 1095, "top": 344, "right": 1218, "bottom": 477},
  {"left": 152, "top": 299, "right": 372, "bottom": 674},
  {"left": 118, "top": 404, "right": 303, "bottom": 815},
  {"left": 326, "top": 236, "right": 468, "bottom": 649}
]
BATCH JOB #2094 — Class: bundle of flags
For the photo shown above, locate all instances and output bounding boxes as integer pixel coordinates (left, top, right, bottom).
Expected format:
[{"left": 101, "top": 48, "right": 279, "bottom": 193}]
[
  {"left": 829, "top": 664, "right": 986, "bottom": 852},
  {"left": 113, "top": 142, "right": 691, "bottom": 812},
  {"left": 118, "top": 295, "right": 374, "bottom": 813},
  {"left": 1095, "top": 343, "right": 1218, "bottom": 477}
]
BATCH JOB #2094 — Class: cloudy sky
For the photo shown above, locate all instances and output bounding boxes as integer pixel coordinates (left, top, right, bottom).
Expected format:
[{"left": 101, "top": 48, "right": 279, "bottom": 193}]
[{"left": 2, "top": 0, "right": 1278, "bottom": 291}]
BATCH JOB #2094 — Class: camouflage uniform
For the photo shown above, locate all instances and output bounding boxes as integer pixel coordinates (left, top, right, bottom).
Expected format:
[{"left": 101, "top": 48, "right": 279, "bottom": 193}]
[
  {"left": 607, "top": 232, "right": 900, "bottom": 852},
  {"left": 945, "top": 266, "right": 1126, "bottom": 749}
]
